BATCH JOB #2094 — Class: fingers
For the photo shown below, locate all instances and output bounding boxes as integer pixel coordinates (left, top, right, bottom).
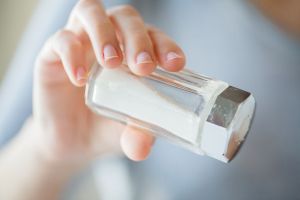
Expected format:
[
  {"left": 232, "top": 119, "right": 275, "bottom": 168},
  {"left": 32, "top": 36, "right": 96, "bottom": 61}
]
[
  {"left": 37, "top": 2, "right": 186, "bottom": 88},
  {"left": 121, "top": 126, "right": 155, "bottom": 161},
  {"left": 108, "top": 5, "right": 156, "bottom": 75},
  {"left": 148, "top": 26, "right": 186, "bottom": 72},
  {"left": 68, "top": 2, "right": 185, "bottom": 75},
  {"left": 72, "top": 0, "right": 123, "bottom": 68},
  {"left": 37, "top": 30, "right": 88, "bottom": 87}
]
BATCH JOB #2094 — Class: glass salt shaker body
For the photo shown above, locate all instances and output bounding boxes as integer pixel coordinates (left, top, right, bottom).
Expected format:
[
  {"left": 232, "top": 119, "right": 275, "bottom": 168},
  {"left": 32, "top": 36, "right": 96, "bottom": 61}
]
[{"left": 85, "top": 64, "right": 255, "bottom": 162}]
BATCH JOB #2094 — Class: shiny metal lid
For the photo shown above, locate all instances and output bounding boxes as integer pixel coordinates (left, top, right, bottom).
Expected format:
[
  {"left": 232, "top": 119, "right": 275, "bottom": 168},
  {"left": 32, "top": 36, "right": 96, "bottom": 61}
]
[{"left": 201, "top": 86, "right": 256, "bottom": 162}]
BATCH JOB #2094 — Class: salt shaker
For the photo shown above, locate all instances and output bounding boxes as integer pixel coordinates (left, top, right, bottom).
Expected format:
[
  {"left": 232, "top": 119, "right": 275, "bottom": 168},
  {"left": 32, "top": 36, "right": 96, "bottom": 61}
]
[{"left": 85, "top": 64, "right": 255, "bottom": 162}]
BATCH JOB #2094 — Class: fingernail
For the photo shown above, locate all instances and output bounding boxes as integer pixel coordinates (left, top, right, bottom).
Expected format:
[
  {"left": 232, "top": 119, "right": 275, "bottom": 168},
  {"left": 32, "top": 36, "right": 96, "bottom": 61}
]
[
  {"left": 76, "top": 67, "right": 87, "bottom": 81},
  {"left": 103, "top": 44, "right": 118, "bottom": 61},
  {"left": 166, "top": 52, "right": 182, "bottom": 61},
  {"left": 136, "top": 51, "right": 153, "bottom": 64}
]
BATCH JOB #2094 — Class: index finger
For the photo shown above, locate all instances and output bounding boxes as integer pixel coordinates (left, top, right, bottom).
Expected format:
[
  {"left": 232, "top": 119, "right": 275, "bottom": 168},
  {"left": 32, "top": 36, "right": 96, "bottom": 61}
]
[{"left": 69, "top": 0, "right": 123, "bottom": 68}]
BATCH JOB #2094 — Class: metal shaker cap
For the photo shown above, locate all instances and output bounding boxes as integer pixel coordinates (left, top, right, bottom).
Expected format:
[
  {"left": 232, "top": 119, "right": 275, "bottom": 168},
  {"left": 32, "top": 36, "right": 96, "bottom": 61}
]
[{"left": 201, "top": 86, "right": 256, "bottom": 163}]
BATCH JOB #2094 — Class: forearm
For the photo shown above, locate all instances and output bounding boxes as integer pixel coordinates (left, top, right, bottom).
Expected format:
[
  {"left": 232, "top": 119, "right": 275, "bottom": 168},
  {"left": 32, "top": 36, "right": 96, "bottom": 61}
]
[
  {"left": 0, "top": 118, "right": 81, "bottom": 200},
  {"left": 251, "top": 0, "right": 300, "bottom": 36}
]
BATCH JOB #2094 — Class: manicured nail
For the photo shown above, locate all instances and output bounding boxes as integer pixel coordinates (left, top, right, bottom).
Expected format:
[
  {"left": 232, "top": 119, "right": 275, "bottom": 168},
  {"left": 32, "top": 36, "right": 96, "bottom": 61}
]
[
  {"left": 136, "top": 51, "right": 153, "bottom": 64},
  {"left": 103, "top": 44, "right": 118, "bottom": 61},
  {"left": 166, "top": 52, "right": 182, "bottom": 61},
  {"left": 76, "top": 67, "right": 87, "bottom": 81}
]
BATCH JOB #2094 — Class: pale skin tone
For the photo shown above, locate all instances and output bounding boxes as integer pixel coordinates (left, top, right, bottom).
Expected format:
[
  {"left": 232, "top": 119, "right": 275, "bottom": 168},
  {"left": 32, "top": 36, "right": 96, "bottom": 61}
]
[
  {"left": 1, "top": 0, "right": 300, "bottom": 199},
  {"left": 0, "top": 0, "right": 186, "bottom": 199}
]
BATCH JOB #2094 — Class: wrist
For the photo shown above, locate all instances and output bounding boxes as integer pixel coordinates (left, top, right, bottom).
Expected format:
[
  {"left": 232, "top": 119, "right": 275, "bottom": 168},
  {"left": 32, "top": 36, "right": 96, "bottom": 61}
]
[
  {"left": 0, "top": 118, "right": 84, "bottom": 200},
  {"left": 20, "top": 117, "right": 87, "bottom": 173}
]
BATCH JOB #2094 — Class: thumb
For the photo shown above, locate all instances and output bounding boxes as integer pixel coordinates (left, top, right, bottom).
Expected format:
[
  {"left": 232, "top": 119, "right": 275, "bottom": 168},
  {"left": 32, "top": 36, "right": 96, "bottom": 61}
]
[{"left": 120, "top": 126, "right": 155, "bottom": 161}]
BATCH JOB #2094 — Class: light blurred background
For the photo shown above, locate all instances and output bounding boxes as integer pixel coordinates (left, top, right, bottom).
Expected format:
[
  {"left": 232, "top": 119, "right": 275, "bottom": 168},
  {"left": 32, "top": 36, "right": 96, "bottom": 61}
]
[
  {"left": 0, "top": 0, "right": 37, "bottom": 82},
  {"left": 0, "top": 1, "right": 300, "bottom": 200}
]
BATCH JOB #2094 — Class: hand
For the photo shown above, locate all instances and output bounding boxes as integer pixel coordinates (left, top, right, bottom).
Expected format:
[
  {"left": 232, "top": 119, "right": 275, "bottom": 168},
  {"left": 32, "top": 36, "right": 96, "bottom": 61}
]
[{"left": 32, "top": 0, "right": 186, "bottom": 166}]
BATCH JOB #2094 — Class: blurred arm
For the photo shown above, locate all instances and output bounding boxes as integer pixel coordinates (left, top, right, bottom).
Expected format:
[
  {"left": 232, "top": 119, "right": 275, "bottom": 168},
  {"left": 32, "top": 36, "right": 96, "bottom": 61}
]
[
  {"left": 0, "top": 1, "right": 78, "bottom": 199},
  {"left": 0, "top": 118, "right": 81, "bottom": 200},
  {"left": 251, "top": 0, "right": 300, "bottom": 36},
  {"left": 0, "top": 0, "right": 76, "bottom": 147}
]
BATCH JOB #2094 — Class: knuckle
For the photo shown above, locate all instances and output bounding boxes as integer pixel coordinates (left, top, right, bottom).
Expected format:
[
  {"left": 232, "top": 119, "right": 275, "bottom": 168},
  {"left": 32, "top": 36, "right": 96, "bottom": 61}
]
[
  {"left": 110, "top": 4, "right": 139, "bottom": 17},
  {"left": 75, "top": 2, "right": 111, "bottom": 29},
  {"left": 128, "top": 28, "right": 151, "bottom": 43},
  {"left": 84, "top": 5, "right": 100, "bottom": 16},
  {"left": 53, "top": 30, "right": 81, "bottom": 55},
  {"left": 94, "top": 16, "right": 111, "bottom": 29},
  {"left": 75, "top": 3, "right": 95, "bottom": 17},
  {"left": 60, "top": 41, "right": 79, "bottom": 56},
  {"left": 76, "top": 0, "right": 94, "bottom": 10},
  {"left": 75, "top": 0, "right": 99, "bottom": 17},
  {"left": 132, "top": 30, "right": 149, "bottom": 43},
  {"left": 53, "top": 29, "right": 68, "bottom": 39}
]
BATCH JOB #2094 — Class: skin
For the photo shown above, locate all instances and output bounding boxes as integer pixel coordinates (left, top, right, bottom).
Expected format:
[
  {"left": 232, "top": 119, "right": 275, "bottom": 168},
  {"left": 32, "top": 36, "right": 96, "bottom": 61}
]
[
  {"left": 0, "top": 1, "right": 185, "bottom": 199},
  {"left": 251, "top": 0, "right": 300, "bottom": 36},
  {"left": 0, "top": 0, "right": 299, "bottom": 199}
]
